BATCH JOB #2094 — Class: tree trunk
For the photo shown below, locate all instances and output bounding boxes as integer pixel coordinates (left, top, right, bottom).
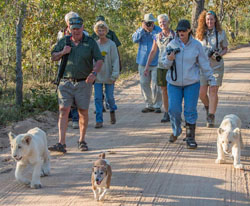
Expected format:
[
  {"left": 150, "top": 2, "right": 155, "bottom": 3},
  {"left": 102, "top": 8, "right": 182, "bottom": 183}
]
[
  {"left": 191, "top": 0, "right": 205, "bottom": 35},
  {"left": 15, "top": 2, "right": 26, "bottom": 106}
]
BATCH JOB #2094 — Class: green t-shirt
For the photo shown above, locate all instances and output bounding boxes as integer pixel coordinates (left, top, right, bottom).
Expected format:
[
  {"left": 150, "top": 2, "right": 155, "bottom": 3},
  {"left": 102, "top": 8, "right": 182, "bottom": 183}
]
[
  {"left": 92, "top": 29, "right": 121, "bottom": 47},
  {"left": 52, "top": 35, "right": 103, "bottom": 79}
]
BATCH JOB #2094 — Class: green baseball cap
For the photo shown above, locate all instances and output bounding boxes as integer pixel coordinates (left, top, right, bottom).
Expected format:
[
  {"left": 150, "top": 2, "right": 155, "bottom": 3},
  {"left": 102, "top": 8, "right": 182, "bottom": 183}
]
[{"left": 69, "top": 17, "right": 83, "bottom": 29}]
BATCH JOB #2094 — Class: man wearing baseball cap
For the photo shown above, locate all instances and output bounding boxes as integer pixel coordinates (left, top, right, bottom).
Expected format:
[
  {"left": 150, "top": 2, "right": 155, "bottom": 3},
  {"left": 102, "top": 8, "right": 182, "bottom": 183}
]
[
  {"left": 50, "top": 16, "right": 104, "bottom": 153},
  {"left": 132, "top": 13, "right": 162, "bottom": 113}
]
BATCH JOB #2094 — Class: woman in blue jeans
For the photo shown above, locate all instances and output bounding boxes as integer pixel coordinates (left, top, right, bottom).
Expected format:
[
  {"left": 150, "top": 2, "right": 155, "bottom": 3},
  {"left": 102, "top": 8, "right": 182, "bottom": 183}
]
[
  {"left": 160, "top": 19, "right": 216, "bottom": 149},
  {"left": 93, "top": 21, "right": 120, "bottom": 128}
]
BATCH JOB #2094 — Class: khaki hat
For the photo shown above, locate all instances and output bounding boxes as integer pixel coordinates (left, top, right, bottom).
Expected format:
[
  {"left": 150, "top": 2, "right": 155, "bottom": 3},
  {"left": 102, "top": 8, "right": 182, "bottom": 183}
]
[
  {"left": 143, "top": 13, "right": 156, "bottom": 22},
  {"left": 69, "top": 17, "right": 83, "bottom": 29}
]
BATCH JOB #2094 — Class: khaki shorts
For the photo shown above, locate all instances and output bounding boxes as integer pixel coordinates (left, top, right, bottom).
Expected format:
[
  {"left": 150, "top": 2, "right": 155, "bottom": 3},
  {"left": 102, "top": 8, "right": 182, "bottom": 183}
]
[
  {"left": 57, "top": 80, "right": 93, "bottom": 109},
  {"left": 157, "top": 68, "right": 168, "bottom": 87},
  {"left": 200, "top": 68, "right": 224, "bottom": 86}
]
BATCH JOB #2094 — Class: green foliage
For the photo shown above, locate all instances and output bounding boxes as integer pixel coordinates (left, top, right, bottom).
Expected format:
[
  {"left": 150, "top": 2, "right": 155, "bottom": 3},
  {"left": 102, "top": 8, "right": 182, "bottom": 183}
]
[{"left": 0, "top": 83, "right": 58, "bottom": 126}]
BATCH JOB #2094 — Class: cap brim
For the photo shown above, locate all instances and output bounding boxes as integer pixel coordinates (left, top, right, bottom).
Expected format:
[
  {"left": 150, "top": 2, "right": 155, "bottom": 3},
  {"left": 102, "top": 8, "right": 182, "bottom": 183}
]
[
  {"left": 176, "top": 27, "right": 188, "bottom": 31},
  {"left": 70, "top": 24, "right": 82, "bottom": 29}
]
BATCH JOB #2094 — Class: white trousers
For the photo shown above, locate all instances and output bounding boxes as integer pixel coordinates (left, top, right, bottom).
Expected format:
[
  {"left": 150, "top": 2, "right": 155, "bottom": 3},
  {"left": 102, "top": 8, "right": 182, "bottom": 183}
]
[{"left": 138, "top": 65, "right": 162, "bottom": 108}]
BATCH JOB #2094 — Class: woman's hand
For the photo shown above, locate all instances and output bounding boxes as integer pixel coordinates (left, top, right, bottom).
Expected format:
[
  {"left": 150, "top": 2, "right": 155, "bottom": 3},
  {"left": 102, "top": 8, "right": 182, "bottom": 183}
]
[{"left": 167, "top": 51, "right": 175, "bottom": 61}]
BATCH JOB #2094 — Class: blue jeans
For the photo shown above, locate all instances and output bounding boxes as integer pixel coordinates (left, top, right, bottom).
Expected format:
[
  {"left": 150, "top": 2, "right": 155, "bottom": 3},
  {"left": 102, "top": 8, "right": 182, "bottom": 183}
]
[
  {"left": 94, "top": 83, "right": 117, "bottom": 123},
  {"left": 167, "top": 82, "right": 200, "bottom": 136},
  {"left": 68, "top": 108, "right": 79, "bottom": 122}
]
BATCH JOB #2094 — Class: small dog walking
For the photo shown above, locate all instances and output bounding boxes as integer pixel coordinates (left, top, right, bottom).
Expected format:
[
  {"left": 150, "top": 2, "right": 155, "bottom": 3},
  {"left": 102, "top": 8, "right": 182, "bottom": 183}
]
[
  {"left": 91, "top": 153, "right": 112, "bottom": 201},
  {"left": 215, "top": 114, "right": 244, "bottom": 169},
  {"left": 8, "top": 127, "right": 51, "bottom": 188}
]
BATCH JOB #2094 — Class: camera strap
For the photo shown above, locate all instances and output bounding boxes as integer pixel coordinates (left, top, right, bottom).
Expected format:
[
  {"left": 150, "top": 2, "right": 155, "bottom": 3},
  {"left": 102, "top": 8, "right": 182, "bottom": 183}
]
[
  {"left": 170, "top": 60, "right": 177, "bottom": 81},
  {"left": 215, "top": 30, "right": 219, "bottom": 49}
]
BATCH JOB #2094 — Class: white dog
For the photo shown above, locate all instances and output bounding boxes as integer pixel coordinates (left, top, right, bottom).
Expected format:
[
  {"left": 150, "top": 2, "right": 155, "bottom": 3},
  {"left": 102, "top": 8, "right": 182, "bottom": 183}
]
[
  {"left": 8, "top": 127, "right": 51, "bottom": 188},
  {"left": 216, "top": 114, "right": 244, "bottom": 169}
]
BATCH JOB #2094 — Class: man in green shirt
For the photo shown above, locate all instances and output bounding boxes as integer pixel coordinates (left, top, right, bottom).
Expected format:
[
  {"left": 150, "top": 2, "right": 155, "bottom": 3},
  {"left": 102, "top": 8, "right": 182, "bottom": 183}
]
[{"left": 49, "top": 17, "right": 103, "bottom": 153}]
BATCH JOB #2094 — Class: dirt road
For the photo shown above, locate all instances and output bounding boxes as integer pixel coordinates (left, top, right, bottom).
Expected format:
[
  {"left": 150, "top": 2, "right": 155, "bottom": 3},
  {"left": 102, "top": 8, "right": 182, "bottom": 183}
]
[{"left": 0, "top": 46, "right": 250, "bottom": 206}]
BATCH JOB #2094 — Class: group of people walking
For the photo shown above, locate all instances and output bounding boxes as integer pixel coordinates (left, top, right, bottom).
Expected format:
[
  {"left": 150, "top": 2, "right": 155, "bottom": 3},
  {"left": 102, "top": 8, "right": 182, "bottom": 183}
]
[
  {"left": 49, "top": 9, "right": 228, "bottom": 153},
  {"left": 133, "top": 11, "right": 228, "bottom": 149}
]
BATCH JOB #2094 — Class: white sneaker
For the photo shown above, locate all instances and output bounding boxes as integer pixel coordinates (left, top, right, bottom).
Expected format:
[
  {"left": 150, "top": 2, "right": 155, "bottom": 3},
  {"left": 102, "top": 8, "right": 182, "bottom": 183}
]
[{"left": 72, "top": 122, "right": 79, "bottom": 129}]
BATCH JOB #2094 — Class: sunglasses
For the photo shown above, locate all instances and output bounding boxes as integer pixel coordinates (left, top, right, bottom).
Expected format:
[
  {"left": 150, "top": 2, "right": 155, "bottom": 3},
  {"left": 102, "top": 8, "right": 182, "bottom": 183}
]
[{"left": 177, "top": 30, "right": 187, "bottom": 32}]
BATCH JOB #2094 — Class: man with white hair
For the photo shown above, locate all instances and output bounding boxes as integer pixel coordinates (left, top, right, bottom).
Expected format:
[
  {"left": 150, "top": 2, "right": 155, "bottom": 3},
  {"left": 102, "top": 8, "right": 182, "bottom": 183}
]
[
  {"left": 132, "top": 13, "right": 162, "bottom": 113},
  {"left": 57, "top": 11, "right": 89, "bottom": 130},
  {"left": 49, "top": 17, "right": 103, "bottom": 153}
]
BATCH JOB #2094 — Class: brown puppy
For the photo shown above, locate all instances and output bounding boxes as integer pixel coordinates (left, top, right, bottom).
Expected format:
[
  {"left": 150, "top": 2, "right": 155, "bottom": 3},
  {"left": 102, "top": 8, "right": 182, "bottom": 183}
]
[{"left": 91, "top": 153, "right": 112, "bottom": 201}]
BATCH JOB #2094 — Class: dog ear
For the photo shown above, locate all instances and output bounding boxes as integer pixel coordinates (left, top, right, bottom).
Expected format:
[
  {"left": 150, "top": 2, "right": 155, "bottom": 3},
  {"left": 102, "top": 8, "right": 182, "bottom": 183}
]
[
  {"left": 8, "top": 132, "right": 16, "bottom": 142},
  {"left": 99, "top": 152, "right": 105, "bottom": 159},
  {"left": 218, "top": 128, "right": 224, "bottom": 135},
  {"left": 233, "top": 128, "right": 241, "bottom": 138},
  {"left": 22, "top": 135, "right": 32, "bottom": 145}
]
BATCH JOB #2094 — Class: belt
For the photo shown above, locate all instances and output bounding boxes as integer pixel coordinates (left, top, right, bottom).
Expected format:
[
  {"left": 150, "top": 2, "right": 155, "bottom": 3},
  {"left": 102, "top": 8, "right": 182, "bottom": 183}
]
[{"left": 62, "top": 77, "right": 86, "bottom": 83}]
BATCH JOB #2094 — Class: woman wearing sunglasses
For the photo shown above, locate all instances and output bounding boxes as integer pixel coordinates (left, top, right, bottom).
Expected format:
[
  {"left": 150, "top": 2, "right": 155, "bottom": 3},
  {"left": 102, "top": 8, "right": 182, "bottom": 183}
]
[{"left": 160, "top": 19, "right": 216, "bottom": 149}]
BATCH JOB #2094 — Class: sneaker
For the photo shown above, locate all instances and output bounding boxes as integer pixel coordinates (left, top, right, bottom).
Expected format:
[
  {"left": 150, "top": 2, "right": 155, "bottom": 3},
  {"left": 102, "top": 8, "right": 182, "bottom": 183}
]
[
  {"left": 95, "top": 122, "right": 103, "bottom": 128},
  {"left": 48, "top": 143, "right": 67, "bottom": 153},
  {"left": 141, "top": 107, "right": 155, "bottom": 113},
  {"left": 78, "top": 141, "right": 88, "bottom": 151},
  {"left": 207, "top": 113, "right": 215, "bottom": 128},
  {"left": 161, "top": 112, "right": 170, "bottom": 123},
  {"left": 72, "top": 121, "right": 79, "bottom": 129}
]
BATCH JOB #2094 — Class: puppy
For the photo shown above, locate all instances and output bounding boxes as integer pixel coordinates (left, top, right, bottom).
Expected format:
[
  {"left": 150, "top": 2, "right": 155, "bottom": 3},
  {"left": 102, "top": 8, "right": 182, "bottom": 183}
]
[
  {"left": 8, "top": 127, "right": 51, "bottom": 188},
  {"left": 215, "top": 114, "right": 244, "bottom": 169},
  {"left": 91, "top": 153, "right": 112, "bottom": 201}
]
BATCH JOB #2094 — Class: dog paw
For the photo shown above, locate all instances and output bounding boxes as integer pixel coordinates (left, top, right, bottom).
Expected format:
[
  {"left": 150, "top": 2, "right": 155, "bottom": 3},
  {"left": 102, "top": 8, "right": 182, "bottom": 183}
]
[
  {"left": 234, "top": 164, "right": 243, "bottom": 169},
  {"left": 215, "top": 159, "right": 226, "bottom": 164},
  {"left": 41, "top": 168, "right": 50, "bottom": 176}
]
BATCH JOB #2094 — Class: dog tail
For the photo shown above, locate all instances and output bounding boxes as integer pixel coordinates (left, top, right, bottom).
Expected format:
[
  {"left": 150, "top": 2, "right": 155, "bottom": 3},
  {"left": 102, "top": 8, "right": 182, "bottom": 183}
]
[{"left": 99, "top": 152, "right": 105, "bottom": 159}]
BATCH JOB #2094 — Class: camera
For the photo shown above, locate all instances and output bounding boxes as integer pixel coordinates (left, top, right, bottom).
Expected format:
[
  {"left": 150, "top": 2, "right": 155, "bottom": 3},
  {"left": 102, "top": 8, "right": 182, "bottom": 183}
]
[
  {"left": 145, "top": 21, "right": 153, "bottom": 27},
  {"left": 166, "top": 47, "right": 181, "bottom": 55},
  {"left": 208, "top": 49, "right": 222, "bottom": 62}
]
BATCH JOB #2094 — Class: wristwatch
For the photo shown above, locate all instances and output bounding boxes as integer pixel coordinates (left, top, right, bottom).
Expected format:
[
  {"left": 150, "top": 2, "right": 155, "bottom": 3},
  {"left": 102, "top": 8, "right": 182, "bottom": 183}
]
[{"left": 92, "top": 71, "right": 97, "bottom": 76}]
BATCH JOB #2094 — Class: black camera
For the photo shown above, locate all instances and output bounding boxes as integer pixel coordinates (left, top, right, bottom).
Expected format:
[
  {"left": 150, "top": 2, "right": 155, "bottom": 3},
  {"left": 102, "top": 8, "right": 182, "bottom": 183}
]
[
  {"left": 145, "top": 21, "right": 153, "bottom": 27},
  {"left": 208, "top": 49, "right": 222, "bottom": 62},
  {"left": 166, "top": 47, "right": 181, "bottom": 55}
]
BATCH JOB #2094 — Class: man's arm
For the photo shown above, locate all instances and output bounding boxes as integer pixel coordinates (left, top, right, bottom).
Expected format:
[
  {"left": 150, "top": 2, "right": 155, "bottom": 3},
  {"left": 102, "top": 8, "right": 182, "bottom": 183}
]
[
  {"left": 51, "top": 46, "right": 71, "bottom": 61},
  {"left": 86, "top": 60, "right": 103, "bottom": 84}
]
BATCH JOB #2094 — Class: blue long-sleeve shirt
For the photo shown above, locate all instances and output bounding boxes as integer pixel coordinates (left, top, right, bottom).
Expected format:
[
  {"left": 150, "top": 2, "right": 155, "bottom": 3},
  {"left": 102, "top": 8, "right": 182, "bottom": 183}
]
[{"left": 132, "top": 26, "right": 161, "bottom": 66}]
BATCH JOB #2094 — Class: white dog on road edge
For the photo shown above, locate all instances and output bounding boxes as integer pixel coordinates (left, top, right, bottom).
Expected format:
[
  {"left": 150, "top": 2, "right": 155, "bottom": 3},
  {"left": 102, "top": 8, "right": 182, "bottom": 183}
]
[
  {"left": 216, "top": 114, "right": 244, "bottom": 169},
  {"left": 8, "top": 127, "right": 51, "bottom": 188}
]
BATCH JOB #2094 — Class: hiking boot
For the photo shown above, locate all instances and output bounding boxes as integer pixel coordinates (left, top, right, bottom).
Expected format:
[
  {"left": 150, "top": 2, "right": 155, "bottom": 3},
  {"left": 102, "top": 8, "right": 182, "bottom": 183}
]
[
  {"left": 110, "top": 111, "right": 116, "bottom": 124},
  {"left": 141, "top": 107, "right": 155, "bottom": 113},
  {"left": 95, "top": 122, "right": 103, "bottom": 129},
  {"left": 72, "top": 121, "right": 79, "bottom": 129},
  {"left": 207, "top": 113, "right": 215, "bottom": 128},
  {"left": 48, "top": 143, "right": 67, "bottom": 153},
  {"left": 169, "top": 134, "right": 178, "bottom": 143},
  {"left": 204, "top": 106, "right": 209, "bottom": 116},
  {"left": 161, "top": 112, "right": 170, "bottom": 123},
  {"left": 186, "top": 123, "right": 197, "bottom": 149}
]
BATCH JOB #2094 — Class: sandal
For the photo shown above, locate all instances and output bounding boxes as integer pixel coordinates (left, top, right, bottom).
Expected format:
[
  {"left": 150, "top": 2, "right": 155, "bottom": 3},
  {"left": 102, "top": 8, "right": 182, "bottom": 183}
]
[
  {"left": 48, "top": 143, "right": 67, "bottom": 153},
  {"left": 78, "top": 141, "right": 88, "bottom": 151}
]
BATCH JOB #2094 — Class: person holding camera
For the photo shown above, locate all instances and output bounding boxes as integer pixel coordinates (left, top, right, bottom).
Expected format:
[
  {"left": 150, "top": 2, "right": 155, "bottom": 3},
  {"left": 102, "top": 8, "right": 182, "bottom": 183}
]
[
  {"left": 144, "top": 14, "right": 175, "bottom": 122},
  {"left": 160, "top": 19, "right": 216, "bottom": 149},
  {"left": 132, "top": 13, "right": 162, "bottom": 113},
  {"left": 196, "top": 10, "right": 228, "bottom": 128}
]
